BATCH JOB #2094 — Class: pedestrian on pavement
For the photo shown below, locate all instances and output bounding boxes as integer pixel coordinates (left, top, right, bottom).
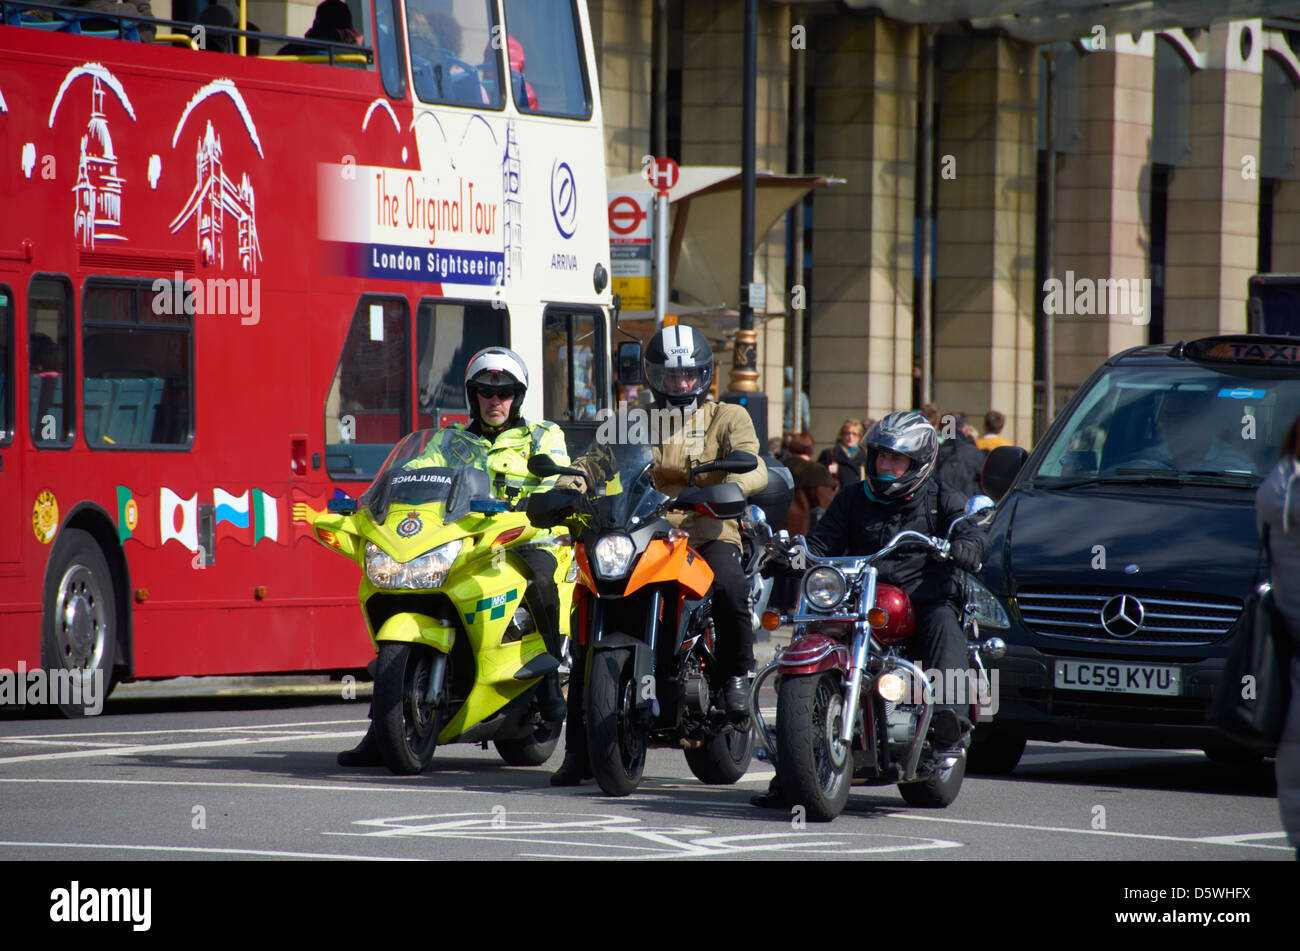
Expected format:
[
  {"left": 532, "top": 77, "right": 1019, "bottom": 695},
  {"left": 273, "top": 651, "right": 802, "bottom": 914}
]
[
  {"left": 818, "top": 417, "right": 868, "bottom": 491},
  {"left": 782, "top": 432, "right": 836, "bottom": 536},
  {"left": 976, "top": 410, "right": 1014, "bottom": 452},
  {"left": 1258, "top": 410, "right": 1300, "bottom": 859},
  {"left": 783, "top": 366, "right": 811, "bottom": 433},
  {"left": 934, "top": 412, "right": 986, "bottom": 497}
]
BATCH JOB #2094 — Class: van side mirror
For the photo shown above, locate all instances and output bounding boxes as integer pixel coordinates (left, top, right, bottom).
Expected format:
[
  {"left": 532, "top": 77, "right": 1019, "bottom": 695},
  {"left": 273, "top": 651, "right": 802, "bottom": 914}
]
[{"left": 981, "top": 446, "right": 1029, "bottom": 501}]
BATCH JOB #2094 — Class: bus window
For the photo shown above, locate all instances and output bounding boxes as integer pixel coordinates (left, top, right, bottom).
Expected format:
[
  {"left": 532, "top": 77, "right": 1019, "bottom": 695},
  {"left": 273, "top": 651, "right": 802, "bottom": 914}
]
[
  {"left": 415, "top": 299, "right": 507, "bottom": 428},
  {"left": 542, "top": 309, "right": 603, "bottom": 421},
  {"left": 28, "top": 275, "right": 75, "bottom": 447},
  {"left": 502, "top": 0, "right": 592, "bottom": 119},
  {"left": 0, "top": 286, "right": 11, "bottom": 445},
  {"left": 82, "top": 280, "right": 194, "bottom": 449},
  {"left": 374, "top": 0, "right": 408, "bottom": 98},
  {"left": 325, "top": 295, "right": 411, "bottom": 480},
  {"left": 407, "top": 0, "right": 503, "bottom": 109}
]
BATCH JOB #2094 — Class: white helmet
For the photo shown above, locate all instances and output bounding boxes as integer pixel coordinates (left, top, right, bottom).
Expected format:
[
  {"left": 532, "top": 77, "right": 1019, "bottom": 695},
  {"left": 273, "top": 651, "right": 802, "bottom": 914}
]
[{"left": 464, "top": 346, "right": 528, "bottom": 428}]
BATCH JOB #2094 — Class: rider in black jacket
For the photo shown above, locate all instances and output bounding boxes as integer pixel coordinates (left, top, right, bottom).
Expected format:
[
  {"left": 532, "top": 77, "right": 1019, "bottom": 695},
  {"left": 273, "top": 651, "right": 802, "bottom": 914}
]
[{"left": 752, "top": 410, "right": 988, "bottom": 808}]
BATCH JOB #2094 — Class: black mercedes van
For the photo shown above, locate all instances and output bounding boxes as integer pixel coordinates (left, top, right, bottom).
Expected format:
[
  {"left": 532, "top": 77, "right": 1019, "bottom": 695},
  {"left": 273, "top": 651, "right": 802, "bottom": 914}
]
[{"left": 968, "top": 335, "right": 1300, "bottom": 773}]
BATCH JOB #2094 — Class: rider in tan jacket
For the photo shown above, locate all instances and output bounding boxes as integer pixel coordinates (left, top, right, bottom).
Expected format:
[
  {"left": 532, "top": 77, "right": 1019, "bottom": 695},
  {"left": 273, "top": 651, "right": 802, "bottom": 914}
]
[{"left": 548, "top": 325, "right": 767, "bottom": 784}]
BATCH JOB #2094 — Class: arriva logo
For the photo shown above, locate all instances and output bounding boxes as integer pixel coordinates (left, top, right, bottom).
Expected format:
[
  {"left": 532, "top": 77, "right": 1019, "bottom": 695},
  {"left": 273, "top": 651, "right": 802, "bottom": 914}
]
[{"left": 551, "top": 160, "right": 576, "bottom": 238}]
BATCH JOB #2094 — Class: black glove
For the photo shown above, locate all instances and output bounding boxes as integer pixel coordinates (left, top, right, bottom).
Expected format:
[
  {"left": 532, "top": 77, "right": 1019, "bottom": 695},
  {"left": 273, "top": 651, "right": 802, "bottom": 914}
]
[
  {"left": 525, "top": 488, "right": 582, "bottom": 529},
  {"left": 950, "top": 538, "right": 982, "bottom": 572}
]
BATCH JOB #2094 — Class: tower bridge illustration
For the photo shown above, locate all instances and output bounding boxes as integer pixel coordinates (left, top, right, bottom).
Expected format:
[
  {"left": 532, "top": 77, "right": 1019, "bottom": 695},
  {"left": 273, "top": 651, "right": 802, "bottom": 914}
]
[
  {"left": 73, "top": 76, "right": 126, "bottom": 249},
  {"left": 170, "top": 120, "right": 261, "bottom": 273}
]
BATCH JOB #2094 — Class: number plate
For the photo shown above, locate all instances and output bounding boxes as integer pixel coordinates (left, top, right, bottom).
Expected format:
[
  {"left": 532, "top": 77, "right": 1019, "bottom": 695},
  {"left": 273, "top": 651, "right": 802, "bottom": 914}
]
[{"left": 1054, "top": 660, "right": 1180, "bottom": 696}]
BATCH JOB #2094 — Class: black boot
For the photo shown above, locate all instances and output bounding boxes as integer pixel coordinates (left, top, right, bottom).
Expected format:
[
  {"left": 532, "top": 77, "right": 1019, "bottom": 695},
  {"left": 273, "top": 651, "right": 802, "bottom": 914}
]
[
  {"left": 750, "top": 775, "right": 789, "bottom": 808},
  {"left": 537, "top": 672, "right": 567, "bottom": 723},
  {"left": 551, "top": 654, "right": 591, "bottom": 786},
  {"left": 723, "top": 675, "right": 750, "bottom": 723},
  {"left": 337, "top": 721, "right": 382, "bottom": 767},
  {"left": 930, "top": 709, "right": 973, "bottom": 750}
]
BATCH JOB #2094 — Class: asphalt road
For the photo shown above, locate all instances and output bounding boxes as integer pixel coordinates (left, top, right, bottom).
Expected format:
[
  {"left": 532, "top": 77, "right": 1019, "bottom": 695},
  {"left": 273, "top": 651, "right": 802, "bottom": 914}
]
[{"left": 0, "top": 686, "right": 1290, "bottom": 863}]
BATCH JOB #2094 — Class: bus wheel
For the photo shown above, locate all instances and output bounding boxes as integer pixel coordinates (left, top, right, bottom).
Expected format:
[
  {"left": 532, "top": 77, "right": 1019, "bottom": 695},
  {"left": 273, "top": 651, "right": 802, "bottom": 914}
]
[{"left": 41, "top": 529, "right": 118, "bottom": 718}]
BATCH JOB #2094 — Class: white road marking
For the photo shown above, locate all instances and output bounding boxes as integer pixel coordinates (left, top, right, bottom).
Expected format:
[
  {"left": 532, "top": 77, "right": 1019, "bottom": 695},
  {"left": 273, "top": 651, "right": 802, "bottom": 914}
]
[
  {"left": 882, "top": 813, "right": 1292, "bottom": 851},
  {"left": 1195, "top": 831, "right": 1292, "bottom": 846},
  {"left": 0, "top": 777, "right": 491, "bottom": 794},
  {"left": 0, "top": 718, "right": 368, "bottom": 741},
  {"left": 0, "top": 738, "right": 135, "bottom": 748},
  {"left": 0, "top": 731, "right": 362, "bottom": 765},
  {"left": 0, "top": 841, "right": 426, "bottom": 861}
]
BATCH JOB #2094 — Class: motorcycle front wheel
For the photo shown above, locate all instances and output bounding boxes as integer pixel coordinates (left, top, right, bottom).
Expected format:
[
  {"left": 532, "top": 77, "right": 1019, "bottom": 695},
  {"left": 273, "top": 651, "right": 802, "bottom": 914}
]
[
  {"left": 374, "top": 642, "right": 446, "bottom": 775},
  {"left": 776, "top": 672, "right": 852, "bottom": 822},
  {"left": 585, "top": 647, "right": 647, "bottom": 796}
]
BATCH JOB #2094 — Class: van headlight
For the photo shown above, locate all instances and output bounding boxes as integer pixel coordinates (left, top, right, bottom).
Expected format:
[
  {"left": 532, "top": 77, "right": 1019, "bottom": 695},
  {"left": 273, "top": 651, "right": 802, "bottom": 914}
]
[
  {"left": 366, "top": 539, "right": 463, "bottom": 590},
  {"left": 592, "top": 534, "right": 635, "bottom": 580},
  {"left": 803, "top": 566, "right": 846, "bottom": 609},
  {"left": 963, "top": 575, "right": 1010, "bottom": 630}
]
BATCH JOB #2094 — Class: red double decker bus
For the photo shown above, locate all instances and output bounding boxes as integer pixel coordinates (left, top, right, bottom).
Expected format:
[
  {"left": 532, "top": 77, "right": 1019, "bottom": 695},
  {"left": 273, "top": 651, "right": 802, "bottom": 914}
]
[{"left": 0, "top": 0, "right": 615, "bottom": 712}]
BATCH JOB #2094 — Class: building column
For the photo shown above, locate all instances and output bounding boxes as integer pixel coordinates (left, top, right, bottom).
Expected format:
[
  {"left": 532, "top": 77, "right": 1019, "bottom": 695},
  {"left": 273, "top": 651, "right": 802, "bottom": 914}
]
[
  {"left": 932, "top": 33, "right": 1037, "bottom": 446},
  {"left": 1264, "top": 31, "right": 1300, "bottom": 272},
  {"left": 1050, "top": 37, "right": 1153, "bottom": 402},
  {"left": 809, "top": 16, "right": 918, "bottom": 449},
  {"left": 589, "top": 0, "right": 654, "bottom": 176},
  {"left": 1164, "top": 20, "right": 1262, "bottom": 338},
  {"left": 677, "top": 0, "right": 790, "bottom": 433}
]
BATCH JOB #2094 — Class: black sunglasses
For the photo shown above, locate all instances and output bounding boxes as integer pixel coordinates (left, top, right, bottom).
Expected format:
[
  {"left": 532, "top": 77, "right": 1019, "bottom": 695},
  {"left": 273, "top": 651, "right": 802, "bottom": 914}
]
[{"left": 475, "top": 384, "right": 515, "bottom": 399}]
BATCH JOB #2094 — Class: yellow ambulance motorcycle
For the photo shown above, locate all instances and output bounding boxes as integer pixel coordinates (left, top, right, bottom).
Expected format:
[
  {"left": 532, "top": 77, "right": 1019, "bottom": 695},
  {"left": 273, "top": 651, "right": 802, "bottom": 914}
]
[{"left": 310, "top": 427, "right": 576, "bottom": 774}]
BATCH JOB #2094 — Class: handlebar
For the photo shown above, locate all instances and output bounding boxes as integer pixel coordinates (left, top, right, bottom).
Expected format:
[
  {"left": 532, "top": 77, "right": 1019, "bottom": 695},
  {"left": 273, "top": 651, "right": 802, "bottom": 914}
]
[{"left": 766, "top": 528, "right": 949, "bottom": 571}]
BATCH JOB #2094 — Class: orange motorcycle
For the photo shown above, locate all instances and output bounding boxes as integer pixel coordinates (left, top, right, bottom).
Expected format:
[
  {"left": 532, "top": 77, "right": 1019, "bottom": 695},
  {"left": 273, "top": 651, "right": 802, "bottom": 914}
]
[{"left": 527, "top": 442, "right": 759, "bottom": 797}]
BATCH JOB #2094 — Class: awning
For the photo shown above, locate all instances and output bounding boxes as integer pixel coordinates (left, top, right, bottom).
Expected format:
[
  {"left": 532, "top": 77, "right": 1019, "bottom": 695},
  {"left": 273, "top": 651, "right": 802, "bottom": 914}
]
[
  {"left": 801, "top": 0, "right": 1298, "bottom": 44},
  {"left": 607, "top": 166, "right": 843, "bottom": 319}
]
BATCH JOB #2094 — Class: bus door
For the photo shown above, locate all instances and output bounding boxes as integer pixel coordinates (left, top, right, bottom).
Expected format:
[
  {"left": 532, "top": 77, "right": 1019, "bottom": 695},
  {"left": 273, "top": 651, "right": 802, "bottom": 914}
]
[
  {"left": 0, "top": 284, "right": 16, "bottom": 565},
  {"left": 542, "top": 307, "right": 607, "bottom": 458}
]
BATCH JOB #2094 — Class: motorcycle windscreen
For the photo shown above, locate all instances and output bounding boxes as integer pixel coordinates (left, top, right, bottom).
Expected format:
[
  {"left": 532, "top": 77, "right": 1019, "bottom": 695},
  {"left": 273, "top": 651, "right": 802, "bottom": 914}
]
[
  {"left": 581, "top": 440, "right": 668, "bottom": 528},
  {"left": 361, "top": 427, "right": 491, "bottom": 522}
]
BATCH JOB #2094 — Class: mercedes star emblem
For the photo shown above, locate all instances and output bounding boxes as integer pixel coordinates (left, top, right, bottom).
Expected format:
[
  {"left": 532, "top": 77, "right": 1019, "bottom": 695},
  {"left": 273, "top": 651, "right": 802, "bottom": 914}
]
[{"left": 1100, "top": 594, "right": 1144, "bottom": 638}]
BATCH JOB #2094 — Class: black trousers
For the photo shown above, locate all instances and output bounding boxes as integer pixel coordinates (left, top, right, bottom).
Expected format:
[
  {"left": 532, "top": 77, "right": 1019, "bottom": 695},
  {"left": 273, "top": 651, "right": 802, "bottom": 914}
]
[
  {"left": 696, "top": 539, "right": 754, "bottom": 677},
  {"left": 513, "top": 547, "right": 562, "bottom": 660},
  {"left": 911, "top": 601, "right": 968, "bottom": 716}
]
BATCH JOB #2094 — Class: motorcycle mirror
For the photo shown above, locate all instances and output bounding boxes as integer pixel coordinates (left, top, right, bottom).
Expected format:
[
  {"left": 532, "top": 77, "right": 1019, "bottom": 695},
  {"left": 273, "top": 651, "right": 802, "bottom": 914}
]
[
  {"left": 981, "top": 446, "right": 1029, "bottom": 501},
  {"left": 527, "top": 454, "right": 586, "bottom": 481}
]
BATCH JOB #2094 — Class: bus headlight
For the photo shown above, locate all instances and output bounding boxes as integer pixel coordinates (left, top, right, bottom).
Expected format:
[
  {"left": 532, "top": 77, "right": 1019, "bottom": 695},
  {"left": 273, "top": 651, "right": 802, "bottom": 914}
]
[
  {"left": 803, "top": 567, "right": 846, "bottom": 609},
  {"left": 366, "top": 539, "right": 464, "bottom": 590},
  {"left": 592, "top": 534, "right": 635, "bottom": 580}
]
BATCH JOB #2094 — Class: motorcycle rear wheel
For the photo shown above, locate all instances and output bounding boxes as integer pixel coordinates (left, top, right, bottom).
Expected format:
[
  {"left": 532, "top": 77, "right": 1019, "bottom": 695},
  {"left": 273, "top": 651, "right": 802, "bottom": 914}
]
[
  {"left": 685, "top": 721, "right": 755, "bottom": 785},
  {"left": 374, "top": 642, "right": 445, "bottom": 775},
  {"left": 585, "top": 647, "right": 647, "bottom": 796},
  {"left": 776, "top": 672, "right": 852, "bottom": 822},
  {"left": 495, "top": 716, "right": 563, "bottom": 766}
]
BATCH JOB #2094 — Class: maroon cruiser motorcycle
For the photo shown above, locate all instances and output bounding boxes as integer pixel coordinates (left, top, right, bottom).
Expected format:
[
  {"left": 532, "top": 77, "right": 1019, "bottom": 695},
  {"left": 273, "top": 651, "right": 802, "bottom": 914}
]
[{"left": 751, "top": 497, "right": 1005, "bottom": 821}]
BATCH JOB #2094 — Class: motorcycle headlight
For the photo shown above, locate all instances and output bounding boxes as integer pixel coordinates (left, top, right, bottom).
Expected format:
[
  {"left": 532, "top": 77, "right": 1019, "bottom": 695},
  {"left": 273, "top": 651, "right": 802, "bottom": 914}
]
[
  {"left": 592, "top": 533, "right": 635, "bottom": 580},
  {"left": 365, "top": 539, "right": 464, "bottom": 590},
  {"left": 803, "top": 566, "right": 846, "bottom": 610},
  {"left": 963, "top": 575, "right": 1010, "bottom": 630}
]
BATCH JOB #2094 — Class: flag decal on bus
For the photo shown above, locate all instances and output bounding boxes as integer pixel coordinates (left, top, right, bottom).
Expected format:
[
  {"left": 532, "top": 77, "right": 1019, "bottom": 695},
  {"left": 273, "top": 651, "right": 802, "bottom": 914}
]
[
  {"left": 214, "top": 488, "right": 253, "bottom": 546},
  {"left": 116, "top": 486, "right": 156, "bottom": 547}
]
